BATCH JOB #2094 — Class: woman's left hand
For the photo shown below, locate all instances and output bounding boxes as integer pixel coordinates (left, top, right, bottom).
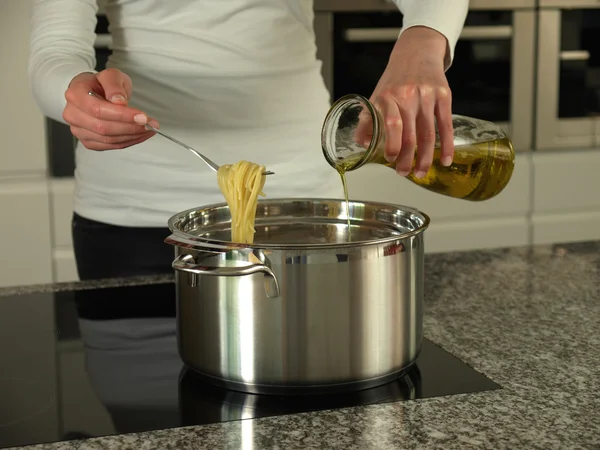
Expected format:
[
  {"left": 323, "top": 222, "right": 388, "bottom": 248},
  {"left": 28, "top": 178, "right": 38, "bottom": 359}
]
[{"left": 369, "top": 26, "right": 455, "bottom": 179}]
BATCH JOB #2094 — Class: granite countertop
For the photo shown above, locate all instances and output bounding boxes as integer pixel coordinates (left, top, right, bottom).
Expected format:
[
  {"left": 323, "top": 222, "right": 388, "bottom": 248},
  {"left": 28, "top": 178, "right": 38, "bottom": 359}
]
[{"left": 3, "top": 241, "right": 600, "bottom": 450}]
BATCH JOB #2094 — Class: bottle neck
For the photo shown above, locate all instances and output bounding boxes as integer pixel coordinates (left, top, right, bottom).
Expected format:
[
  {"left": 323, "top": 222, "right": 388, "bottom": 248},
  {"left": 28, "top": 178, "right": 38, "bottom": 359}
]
[{"left": 321, "top": 94, "right": 383, "bottom": 172}]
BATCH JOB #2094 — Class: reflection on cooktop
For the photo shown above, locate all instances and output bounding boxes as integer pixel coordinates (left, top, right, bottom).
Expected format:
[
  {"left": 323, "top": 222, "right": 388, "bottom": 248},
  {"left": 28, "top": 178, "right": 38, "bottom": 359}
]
[
  {"left": 179, "top": 338, "right": 500, "bottom": 426},
  {"left": 0, "top": 283, "right": 501, "bottom": 449}
]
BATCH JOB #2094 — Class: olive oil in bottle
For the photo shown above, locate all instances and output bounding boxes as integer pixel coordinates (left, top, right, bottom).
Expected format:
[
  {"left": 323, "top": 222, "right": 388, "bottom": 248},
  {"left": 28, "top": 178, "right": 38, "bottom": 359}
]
[
  {"left": 321, "top": 94, "right": 516, "bottom": 203},
  {"left": 354, "top": 137, "right": 515, "bottom": 201}
]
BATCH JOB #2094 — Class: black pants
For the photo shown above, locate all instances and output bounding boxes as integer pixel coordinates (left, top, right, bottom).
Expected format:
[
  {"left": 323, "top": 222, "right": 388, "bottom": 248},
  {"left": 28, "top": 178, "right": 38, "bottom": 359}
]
[{"left": 72, "top": 213, "right": 174, "bottom": 281}]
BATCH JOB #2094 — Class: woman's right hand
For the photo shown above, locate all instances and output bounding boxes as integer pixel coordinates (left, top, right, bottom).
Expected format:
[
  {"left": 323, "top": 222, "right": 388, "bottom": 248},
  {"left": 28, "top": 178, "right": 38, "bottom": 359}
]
[{"left": 63, "top": 68, "right": 159, "bottom": 151}]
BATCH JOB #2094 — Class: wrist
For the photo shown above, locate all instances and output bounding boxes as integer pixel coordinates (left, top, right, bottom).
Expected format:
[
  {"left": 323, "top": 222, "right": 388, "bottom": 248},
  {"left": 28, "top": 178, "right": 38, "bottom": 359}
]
[{"left": 392, "top": 26, "right": 448, "bottom": 65}]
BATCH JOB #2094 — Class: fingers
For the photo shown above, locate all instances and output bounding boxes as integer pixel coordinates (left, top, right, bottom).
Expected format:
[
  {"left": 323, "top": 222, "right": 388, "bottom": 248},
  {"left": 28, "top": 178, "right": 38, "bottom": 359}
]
[
  {"left": 413, "top": 86, "right": 436, "bottom": 178},
  {"left": 374, "top": 93, "right": 403, "bottom": 165},
  {"left": 435, "top": 87, "right": 454, "bottom": 167},
  {"left": 64, "top": 104, "right": 158, "bottom": 136},
  {"left": 96, "top": 68, "right": 133, "bottom": 106},
  {"left": 65, "top": 83, "right": 148, "bottom": 124},
  {"left": 374, "top": 84, "right": 453, "bottom": 177},
  {"left": 71, "top": 125, "right": 155, "bottom": 145},
  {"left": 393, "top": 87, "right": 418, "bottom": 176},
  {"left": 79, "top": 131, "right": 156, "bottom": 151},
  {"left": 63, "top": 69, "right": 160, "bottom": 151}
]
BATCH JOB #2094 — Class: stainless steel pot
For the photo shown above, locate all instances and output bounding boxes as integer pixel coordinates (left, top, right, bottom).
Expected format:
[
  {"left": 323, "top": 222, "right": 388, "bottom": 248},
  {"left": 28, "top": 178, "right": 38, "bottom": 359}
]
[{"left": 166, "top": 198, "right": 430, "bottom": 395}]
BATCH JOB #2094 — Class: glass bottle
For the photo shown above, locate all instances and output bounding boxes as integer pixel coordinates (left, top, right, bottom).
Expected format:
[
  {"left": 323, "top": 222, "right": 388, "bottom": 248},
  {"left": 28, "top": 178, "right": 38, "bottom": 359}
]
[{"left": 321, "top": 94, "right": 515, "bottom": 202}]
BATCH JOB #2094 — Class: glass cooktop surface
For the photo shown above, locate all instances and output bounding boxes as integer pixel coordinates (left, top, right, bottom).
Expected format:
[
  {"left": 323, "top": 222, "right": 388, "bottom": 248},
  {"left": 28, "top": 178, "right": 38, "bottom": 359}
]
[{"left": 0, "top": 283, "right": 500, "bottom": 449}]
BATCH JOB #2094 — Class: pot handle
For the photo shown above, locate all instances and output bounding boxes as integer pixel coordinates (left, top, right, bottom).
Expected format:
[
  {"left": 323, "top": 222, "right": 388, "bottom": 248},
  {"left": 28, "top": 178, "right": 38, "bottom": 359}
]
[{"left": 172, "top": 254, "right": 281, "bottom": 299}]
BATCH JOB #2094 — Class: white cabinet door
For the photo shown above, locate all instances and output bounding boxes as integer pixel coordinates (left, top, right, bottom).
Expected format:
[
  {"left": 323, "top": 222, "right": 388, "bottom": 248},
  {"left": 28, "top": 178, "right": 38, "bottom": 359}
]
[
  {"left": 0, "top": 0, "right": 47, "bottom": 175},
  {"left": 532, "top": 149, "right": 600, "bottom": 244},
  {"left": 0, "top": 179, "right": 53, "bottom": 287}
]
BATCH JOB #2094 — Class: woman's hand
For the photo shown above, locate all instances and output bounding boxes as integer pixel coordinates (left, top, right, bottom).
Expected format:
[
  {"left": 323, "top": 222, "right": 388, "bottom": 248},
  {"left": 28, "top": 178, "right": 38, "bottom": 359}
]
[
  {"left": 62, "top": 68, "right": 159, "bottom": 151},
  {"left": 369, "top": 26, "right": 455, "bottom": 178}
]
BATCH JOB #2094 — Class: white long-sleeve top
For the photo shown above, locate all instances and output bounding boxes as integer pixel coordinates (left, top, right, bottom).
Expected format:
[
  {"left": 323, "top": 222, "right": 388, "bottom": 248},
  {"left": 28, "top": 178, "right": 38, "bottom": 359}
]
[{"left": 29, "top": 0, "right": 468, "bottom": 228}]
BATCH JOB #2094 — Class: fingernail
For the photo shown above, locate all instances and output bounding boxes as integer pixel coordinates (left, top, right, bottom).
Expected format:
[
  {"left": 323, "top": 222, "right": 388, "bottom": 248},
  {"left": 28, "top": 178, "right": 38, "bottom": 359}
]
[
  {"left": 110, "top": 94, "right": 127, "bottom": 103},
  {"left": 384, "top": 153, "right": 396, "bottom": 163},
  {"left": 134, "top": 114, "right": 147, "bottom": 125},
  {"left": 396, "top": 168, "right": 409, "bottom": 176},
  {"left": 441, "top": 156, "right": 453, "bottom": 167},
  {"left": 415, "top": 170, "right": 427, "bottom": 179},
  {"left": 148, "top": 119, "right": 160, "bottom": 129}
]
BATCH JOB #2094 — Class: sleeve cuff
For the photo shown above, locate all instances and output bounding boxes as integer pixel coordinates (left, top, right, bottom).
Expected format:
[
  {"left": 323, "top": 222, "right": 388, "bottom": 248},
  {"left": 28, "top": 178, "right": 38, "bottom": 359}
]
[{"left": 395, "top": 0, "right": 469, "bottom": 71}]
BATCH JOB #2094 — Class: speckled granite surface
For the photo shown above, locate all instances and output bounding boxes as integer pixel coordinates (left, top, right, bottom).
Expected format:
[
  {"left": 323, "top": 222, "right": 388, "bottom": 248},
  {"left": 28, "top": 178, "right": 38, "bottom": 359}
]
[
  {"left": 0, "top": 274, "right": 174, "bottom": 298},
  {"left": 4, "top": 241, "right": 600, "bottom": 450}
]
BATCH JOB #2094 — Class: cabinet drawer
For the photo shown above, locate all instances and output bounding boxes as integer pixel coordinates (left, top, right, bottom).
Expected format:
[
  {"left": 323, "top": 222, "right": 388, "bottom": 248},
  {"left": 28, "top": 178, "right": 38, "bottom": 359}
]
[
  {"left": 532, "top": 210, "right": 600, "bottom": 245},
  {"left": 0, "top": 180, "right": 52, "bottom": 287},
  {"left": 532, "top": 149, "right": 600, "bottom": 213},
  {"left": 426, "top": 217, "right": 529, "bottom": 254}
]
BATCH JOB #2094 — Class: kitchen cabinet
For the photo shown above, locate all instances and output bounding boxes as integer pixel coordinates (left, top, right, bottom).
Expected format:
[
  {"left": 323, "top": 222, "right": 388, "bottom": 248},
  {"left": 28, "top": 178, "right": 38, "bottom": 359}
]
[
  {"left": 532, "top": 149, "right": 600, "bottom": 244},
  {"left": 425, "top": 217, "right": 528, "bottom": 254},
  {"left": 0, "top": 179, "right": 53, "bottom": 287},
  {"left": 0, "top": 0, "right": 47, "bottom": 175}
]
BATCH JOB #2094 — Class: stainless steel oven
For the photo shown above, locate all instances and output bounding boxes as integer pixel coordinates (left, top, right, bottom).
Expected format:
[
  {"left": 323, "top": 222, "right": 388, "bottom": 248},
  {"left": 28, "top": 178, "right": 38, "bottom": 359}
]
[
  {"left": 536, "top": 0, "right": 600, "bottom": 150},
  {"left": 46, "top": 1, "right": 110, "bottom": 177},
  {"left": 314, "top": 0, "right": 536, "bottom": 151}
]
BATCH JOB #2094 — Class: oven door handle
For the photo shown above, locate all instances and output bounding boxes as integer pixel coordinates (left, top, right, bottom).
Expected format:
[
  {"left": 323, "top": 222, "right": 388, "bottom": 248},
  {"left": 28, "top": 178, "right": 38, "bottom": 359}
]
[
  {"left": 94, "top": 34, "right": 112, "bottom": 49},
  {"left": 559, "top": 50, "right": 590, "bottom": 62},
  {"left": 343, "top": 25, "right": 513, "bottom": 43}
]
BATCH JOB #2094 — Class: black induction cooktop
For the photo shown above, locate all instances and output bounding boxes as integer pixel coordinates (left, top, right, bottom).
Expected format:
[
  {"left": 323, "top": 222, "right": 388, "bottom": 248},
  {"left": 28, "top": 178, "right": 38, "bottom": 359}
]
[{"left": 0, "top": 283, "right": 500, "bottom": 449}]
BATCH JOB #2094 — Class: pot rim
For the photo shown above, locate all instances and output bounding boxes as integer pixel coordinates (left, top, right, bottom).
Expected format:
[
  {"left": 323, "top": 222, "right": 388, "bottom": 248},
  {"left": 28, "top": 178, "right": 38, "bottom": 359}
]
[{"left": 167, "top": 197, "right": 430, "bottom": 251}]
